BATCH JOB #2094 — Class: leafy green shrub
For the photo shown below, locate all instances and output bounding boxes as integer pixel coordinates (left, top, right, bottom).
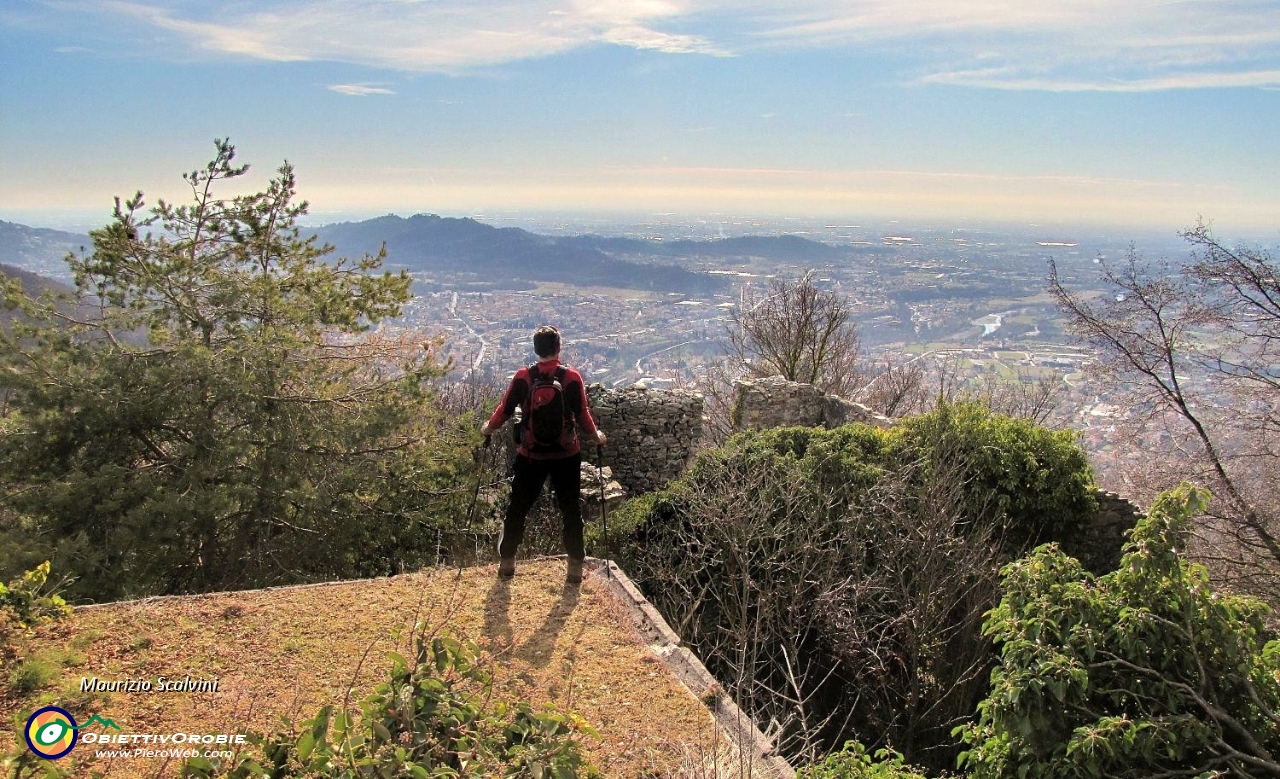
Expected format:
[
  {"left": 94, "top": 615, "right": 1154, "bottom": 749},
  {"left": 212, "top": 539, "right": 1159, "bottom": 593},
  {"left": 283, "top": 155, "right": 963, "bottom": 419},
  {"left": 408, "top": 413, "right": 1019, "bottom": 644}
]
[
  {"left": 184, "top": 627, "right": 598, "bottom": 778},
  {"left": 959, "top": 484, "right": 1280, "bottom": 779},
  {"left": 888, "top": 401, "right": 1095, "bottom": 553},
  {"left": 1, "top": 563, "right": 72, "bottom": 703},
  {"left": 0, "top": 561, "right": 71, "bottom": 628},
  {"left": 801, "top": 741, "right": 933, "bottom": 779}
]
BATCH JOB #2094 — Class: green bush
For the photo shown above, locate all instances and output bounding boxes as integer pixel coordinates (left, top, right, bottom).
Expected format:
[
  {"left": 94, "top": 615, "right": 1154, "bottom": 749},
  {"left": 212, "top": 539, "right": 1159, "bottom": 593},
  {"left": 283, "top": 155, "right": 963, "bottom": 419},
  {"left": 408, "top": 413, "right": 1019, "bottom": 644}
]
[
  {"left": 959, "top": 484, "right": 1280, "bottom": 779},
  {"left": 888, "top": 401, "right": 1095, "bottom": 552},
  {"left": 0, "top": 561, "right": 71, "bottom": 629},
  {"left": 801, "top": 741, "right": 934, "bottom": 779},
  {"left": 183, "top": 627, "right": 598, "bottom": 778}
]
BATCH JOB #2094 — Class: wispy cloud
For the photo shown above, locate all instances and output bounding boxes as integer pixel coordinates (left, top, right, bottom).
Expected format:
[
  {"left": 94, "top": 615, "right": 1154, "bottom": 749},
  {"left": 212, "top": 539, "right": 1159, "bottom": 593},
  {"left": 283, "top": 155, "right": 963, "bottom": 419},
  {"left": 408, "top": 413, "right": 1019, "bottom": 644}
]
[
  {"left": 328, "top": 83, "right": 395, "bottom": 96},
  {"left": 599, "top": 25, "right": 728, "bottom": 56},
  {"left": 91, "top": 0, "right": 725, "bottom": 72},
  {"left": 78, "top": 0, "right": 1280, "bottom": 91},
  {"left": 918, "top": 68, "right": 1280, "bottom": 92},
  {"left": 743, "top": 0, "right": 1280, "bottom": 92}
]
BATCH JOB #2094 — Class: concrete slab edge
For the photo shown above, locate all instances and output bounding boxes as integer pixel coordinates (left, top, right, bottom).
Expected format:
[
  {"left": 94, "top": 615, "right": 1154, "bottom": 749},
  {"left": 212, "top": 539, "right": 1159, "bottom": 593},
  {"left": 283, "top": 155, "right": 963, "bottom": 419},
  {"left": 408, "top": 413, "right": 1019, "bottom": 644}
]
[{"left": 589, "top": 557, "right": 797, "bottom": 779}]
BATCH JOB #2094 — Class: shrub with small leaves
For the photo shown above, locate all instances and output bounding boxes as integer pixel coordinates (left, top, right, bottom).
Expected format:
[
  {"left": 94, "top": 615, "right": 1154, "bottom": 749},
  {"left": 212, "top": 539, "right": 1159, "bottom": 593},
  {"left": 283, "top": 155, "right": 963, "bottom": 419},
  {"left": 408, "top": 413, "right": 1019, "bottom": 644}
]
[
  {"left": 889, "top": 401, "right": 1095, "bottom": 553},
  {"left": 800, "top": 741, "right": 934, "bottom": 779},
  {"left": 1, "top": 561, "right": 72, "bottom": 668},
  {"left": 0, "top": 561, "right": 71, "bottom": 628},
  {"left": 958, "top": 484, "right": 1280, "bottom": 779}
]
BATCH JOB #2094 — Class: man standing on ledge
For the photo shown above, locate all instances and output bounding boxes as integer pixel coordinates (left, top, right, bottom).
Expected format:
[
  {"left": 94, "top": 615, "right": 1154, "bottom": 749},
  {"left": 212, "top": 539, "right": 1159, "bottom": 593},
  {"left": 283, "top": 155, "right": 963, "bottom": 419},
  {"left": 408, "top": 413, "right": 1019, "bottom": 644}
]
[{"left": 481, "top": 325, "right": 606, "bottom": 584}]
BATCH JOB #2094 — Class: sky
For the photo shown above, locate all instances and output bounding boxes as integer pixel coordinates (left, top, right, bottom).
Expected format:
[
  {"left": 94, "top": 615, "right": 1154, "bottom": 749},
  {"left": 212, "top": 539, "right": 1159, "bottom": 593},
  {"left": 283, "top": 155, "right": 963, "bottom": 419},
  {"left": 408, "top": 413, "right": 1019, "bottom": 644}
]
[{"left": 2, "top": 0, "right": 1279, "bottom": 235}]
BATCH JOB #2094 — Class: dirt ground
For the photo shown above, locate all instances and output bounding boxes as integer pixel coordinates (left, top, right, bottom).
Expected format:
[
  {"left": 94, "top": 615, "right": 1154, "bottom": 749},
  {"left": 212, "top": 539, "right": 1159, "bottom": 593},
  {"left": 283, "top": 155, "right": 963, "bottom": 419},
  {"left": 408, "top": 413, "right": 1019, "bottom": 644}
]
[{"left": 3, "top": 559, "right": 763, "bottom": 777}]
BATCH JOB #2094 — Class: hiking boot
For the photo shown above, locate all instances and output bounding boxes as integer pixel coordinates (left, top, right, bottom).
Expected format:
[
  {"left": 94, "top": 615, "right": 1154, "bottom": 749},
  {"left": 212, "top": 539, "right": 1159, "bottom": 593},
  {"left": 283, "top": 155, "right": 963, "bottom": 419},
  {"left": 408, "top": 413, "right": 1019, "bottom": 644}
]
[
  {"left": 566, "top": 557, "right": 584, "bottom": 585},
  {"left": 498, "top": 557, "right": 516, "bottom": 578}
]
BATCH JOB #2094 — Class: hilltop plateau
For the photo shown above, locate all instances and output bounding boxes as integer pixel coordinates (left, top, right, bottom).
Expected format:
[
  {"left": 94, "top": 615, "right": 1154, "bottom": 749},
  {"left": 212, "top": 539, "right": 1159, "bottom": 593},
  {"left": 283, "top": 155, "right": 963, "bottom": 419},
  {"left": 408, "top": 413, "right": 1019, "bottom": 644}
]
[{"left": 1, "top": 561, "right": 766, "bottom": 777}]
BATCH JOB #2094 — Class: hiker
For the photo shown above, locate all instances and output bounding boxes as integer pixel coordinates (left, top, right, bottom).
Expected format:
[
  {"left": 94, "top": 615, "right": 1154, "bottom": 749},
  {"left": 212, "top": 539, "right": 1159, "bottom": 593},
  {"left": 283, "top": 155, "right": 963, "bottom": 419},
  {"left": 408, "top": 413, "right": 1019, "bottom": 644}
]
[{"left": 480, "top": 325, "right": 606, "bottom": 584}]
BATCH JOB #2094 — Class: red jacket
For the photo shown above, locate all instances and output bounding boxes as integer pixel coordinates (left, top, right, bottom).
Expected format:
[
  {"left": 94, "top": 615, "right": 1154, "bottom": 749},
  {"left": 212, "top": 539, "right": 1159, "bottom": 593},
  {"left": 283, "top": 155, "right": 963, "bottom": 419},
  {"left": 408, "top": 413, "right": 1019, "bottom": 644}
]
[{"left": 487, "top": 359, "right": 599, "bottom": 459}]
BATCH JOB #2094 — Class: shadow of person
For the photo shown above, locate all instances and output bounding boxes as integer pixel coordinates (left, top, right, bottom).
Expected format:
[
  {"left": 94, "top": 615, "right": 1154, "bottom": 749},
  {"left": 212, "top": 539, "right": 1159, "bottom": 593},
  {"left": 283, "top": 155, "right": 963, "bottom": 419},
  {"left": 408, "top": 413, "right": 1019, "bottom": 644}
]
[
  {"left": 516, "top": 583, "right": 581, "bottom": 668},
  {"left": 481, "top": 577, "right": 514, "bottom": 655}
]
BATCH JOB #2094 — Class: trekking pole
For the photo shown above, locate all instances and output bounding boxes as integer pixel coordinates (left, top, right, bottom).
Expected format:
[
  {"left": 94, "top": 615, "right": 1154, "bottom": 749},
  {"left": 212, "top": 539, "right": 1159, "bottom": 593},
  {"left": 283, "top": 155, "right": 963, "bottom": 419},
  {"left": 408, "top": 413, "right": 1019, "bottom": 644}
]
[
  {"left": 462, "top": 435, "right": 491, "bottom": 575},
  {"left": 597, "top": 443, "right": 610, "bottom": 580},
  {"left": 467, "top": 435, "right": 491, "bottom": 523}
]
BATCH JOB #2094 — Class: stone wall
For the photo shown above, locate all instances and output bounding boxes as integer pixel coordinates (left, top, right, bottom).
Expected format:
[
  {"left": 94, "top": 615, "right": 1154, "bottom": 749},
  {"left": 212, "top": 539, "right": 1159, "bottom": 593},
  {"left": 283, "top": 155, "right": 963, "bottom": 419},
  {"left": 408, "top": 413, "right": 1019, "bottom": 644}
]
[
  {"left": 587, "top": 385, "right": 705, "bottom": 495},
  {"left": 732, "top": 375, "right": 894, "bottom": 431},
  {"left": 1063, "top": 490, "right": 1144, "bottom": 574}
]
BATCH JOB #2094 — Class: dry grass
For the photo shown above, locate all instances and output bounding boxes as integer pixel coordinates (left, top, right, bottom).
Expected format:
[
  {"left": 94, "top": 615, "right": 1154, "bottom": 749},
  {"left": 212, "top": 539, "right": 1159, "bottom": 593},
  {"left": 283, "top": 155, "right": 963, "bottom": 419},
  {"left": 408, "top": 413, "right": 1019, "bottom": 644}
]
[{"left": 2, "top": 559, "right": 757, "bottom": 778}]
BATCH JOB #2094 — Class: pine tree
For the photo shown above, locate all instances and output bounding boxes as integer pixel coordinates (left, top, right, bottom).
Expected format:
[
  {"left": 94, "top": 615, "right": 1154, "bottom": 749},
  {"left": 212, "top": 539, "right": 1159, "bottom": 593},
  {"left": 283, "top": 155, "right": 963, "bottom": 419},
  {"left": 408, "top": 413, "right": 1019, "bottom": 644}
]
[{"left": 0, "top": 140, "right": 464, "bottom": 599}]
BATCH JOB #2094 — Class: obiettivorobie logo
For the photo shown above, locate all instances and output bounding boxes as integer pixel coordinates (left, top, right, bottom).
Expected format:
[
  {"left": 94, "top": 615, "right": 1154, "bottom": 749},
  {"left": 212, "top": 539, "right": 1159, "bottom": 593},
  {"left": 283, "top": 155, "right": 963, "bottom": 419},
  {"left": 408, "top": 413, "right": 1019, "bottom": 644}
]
[
  {"left": 24, "top": 707, "right": 246, "bottom": 762},
  {"left": 23, "top": 707, "right": 121, "bottom": 760}
]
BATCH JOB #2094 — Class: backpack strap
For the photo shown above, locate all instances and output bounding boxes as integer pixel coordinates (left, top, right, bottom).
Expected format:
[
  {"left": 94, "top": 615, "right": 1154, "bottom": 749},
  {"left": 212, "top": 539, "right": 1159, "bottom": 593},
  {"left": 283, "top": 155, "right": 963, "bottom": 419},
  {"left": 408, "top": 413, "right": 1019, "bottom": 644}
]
[
  {"left": 554, "top": 367, "right": 573, "bottom": 428},
  {"left": 552, "top": 367, "right": 569, "bottom": 413}
]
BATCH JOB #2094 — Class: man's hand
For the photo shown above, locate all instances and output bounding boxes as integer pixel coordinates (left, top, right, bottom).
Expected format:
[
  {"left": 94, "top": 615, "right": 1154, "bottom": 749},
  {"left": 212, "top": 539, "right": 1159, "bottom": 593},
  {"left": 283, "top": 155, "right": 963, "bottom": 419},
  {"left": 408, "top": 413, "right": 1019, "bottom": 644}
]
[
  {"left": 480, "top": 422, "right": 494, "bottom": 437},
  {"left": 595, "top": 430, "right": 607, "bottom": 446}
]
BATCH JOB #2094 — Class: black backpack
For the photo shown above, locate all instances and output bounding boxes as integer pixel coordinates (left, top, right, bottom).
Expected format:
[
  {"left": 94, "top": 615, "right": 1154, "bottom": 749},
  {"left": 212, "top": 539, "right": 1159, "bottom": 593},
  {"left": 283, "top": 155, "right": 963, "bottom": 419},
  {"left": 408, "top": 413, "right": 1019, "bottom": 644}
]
[{"left": 522, "top": 363, "right": 571, "bottom": 451}]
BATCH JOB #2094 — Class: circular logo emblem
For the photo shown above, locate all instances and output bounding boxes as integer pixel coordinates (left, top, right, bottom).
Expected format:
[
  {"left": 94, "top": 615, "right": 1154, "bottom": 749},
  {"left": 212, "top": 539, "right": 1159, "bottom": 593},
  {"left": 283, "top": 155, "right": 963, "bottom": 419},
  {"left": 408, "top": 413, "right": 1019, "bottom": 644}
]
[{"left": 24, "top": 706, "right": 78, "bottom": 760}]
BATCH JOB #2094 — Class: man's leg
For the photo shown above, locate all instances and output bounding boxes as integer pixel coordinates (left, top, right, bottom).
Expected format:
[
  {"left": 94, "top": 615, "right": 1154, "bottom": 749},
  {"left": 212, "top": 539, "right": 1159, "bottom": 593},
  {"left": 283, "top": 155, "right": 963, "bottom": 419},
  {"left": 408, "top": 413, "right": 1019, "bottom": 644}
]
[
  {"left": 549, "top": 453, "right": 585, "bottom": 578},
  {"left": 499, "top": 455, "right": 550, "bottom": 573}
]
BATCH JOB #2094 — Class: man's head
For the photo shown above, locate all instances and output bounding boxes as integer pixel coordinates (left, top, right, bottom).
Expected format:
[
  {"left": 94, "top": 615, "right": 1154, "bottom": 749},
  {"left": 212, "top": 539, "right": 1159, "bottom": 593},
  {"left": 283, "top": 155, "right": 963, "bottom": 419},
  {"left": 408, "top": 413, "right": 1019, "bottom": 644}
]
[{"left": 533, "top": 325, "right": 561, "bottom": 359}]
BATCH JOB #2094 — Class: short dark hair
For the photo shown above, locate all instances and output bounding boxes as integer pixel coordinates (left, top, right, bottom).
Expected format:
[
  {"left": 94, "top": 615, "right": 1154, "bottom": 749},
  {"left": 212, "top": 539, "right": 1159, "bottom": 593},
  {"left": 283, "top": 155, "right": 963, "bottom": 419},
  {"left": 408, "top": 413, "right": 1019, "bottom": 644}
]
[{"left": 533, "top": 325, "right": 561, "bottom": 358}]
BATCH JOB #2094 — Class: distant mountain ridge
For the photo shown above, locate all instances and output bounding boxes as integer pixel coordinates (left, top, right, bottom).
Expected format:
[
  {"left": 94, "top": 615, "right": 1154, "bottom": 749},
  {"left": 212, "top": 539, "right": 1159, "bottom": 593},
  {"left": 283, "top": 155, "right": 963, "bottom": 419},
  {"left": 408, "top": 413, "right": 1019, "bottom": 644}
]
[
  {"left": 1, "top": 262, "right": 81, "bottom": 331},
  {"left": 315, "top": 214, "right": 879, "bottom": 293},
  {"left": 0, "top": 263, "right": 74, "bottom": 296},
  {"left": 0, "top": 220, "right": 88, "bottom": 280},
  {"left": 2, "top": 215, "right": 864, "bottom": 296},
  {"left": 315, "top": 214, "right": 730, "bottom": 294}
]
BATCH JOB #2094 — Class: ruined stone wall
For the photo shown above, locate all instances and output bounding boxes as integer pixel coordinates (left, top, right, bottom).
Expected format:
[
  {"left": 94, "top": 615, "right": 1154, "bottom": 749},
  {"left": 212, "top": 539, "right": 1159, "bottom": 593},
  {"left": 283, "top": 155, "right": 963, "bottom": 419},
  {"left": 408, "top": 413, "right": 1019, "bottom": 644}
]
[
  {"left": 732, "top": 375, "right": 894, "bottom": 431},
  {"left": 1062, "top": 490, "right": 1145, "bottom": 574},
  {"left": 587, "top": 385, "right": 704, "bottom": 495}
]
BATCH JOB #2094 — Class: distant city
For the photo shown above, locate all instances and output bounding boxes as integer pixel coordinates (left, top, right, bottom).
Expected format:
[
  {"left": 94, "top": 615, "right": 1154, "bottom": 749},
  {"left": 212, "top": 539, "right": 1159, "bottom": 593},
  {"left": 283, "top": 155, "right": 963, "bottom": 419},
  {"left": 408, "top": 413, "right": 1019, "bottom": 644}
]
[{"left": 2, "top": 212, "right": 1271, "bottom": 495}]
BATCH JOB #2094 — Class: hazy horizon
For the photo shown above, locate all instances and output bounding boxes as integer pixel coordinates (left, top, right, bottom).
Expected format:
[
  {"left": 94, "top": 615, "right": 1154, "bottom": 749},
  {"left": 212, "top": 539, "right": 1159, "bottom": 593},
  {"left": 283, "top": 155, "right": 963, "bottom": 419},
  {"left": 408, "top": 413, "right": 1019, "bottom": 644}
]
[
  {"left": 3, "top": 0, "right": 1279, "bottom": 235},
  {"left": 1, "top": 207, "right": 1269, "bottom": 250}
]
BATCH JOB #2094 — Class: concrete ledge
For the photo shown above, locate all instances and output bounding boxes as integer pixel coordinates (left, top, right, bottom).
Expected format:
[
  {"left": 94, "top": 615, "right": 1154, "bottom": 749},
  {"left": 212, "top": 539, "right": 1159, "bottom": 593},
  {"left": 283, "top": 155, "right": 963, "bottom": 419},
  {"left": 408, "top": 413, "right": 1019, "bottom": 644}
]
[{"left": 589, "top": 557, "right": 796, "bottom": 778}]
